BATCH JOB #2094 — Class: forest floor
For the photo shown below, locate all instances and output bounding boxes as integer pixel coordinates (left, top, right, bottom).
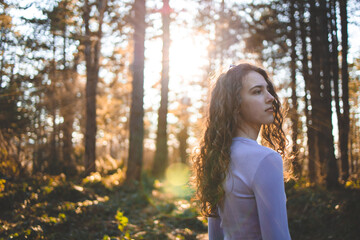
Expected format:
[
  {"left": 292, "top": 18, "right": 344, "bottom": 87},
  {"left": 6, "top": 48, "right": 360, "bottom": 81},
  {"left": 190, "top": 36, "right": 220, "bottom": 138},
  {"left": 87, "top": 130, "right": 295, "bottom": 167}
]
[{"left": 0, "top": 169, "right": 360, "bottom": 240}]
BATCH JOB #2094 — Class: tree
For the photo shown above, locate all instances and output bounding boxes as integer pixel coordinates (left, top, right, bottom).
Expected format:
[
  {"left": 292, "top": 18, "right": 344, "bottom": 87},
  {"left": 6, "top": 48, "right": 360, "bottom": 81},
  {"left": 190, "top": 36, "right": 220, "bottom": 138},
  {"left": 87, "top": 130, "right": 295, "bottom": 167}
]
[
  {"left": 317, "top": 0, "right": 338, "bottom": 189},
  {"left": 152, "top": 0, "right": 171, "bottom": 179},
  {"left": 54, "top": 0, "right": 79, "bottom": 176},
  {"left": 298, "top": 1, "right": 318, "bottom": 184},
  {"left": 288, "top": 0, "right": 300, "bottom": 176},
  {"left": 241, "top": 0, "right": 350, "bottom": 187},
  {"left": 177, "top": 96, "right": 191, "bottom": 164},
  {"left": 196, "top": 0, "right": 247, "bottom": 72},
  {"left": 83, "top": 0, "right": 108, "bottom": 175},
  {"left": 0, "top": 3, "right": 30, "bottom": 178},
  {"left": 125, "top": 0, "right": 146, "bottom": 186},
  {"left": 338, "top": 0, "right": 350, "bottom": 182},
  {"left": 348, "top": 58, "right": 360, "bottom": 177}
]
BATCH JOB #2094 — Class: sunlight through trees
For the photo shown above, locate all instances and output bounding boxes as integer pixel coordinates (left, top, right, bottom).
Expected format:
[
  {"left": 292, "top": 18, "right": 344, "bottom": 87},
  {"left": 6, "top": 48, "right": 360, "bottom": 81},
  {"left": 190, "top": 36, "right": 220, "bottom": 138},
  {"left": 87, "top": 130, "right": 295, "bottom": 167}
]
[{"left": 1, "top": 0, "right": 360, "bottom": 238}]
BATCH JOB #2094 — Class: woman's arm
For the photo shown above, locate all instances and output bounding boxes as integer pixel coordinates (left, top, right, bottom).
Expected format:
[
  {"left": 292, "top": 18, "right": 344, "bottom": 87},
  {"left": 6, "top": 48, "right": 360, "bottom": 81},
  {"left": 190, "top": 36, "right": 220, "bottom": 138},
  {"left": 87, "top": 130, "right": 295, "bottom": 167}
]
[{"left": 252, "top": 152, "right": 291, "bottom": 240}]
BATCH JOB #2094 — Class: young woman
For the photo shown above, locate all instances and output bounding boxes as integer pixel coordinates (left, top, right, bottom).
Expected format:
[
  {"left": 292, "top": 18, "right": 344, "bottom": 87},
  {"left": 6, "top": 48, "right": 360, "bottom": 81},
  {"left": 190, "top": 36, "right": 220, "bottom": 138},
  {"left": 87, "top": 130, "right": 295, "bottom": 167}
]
[{"left": 193, "top": 63, "right": 292, "bottom": 239}]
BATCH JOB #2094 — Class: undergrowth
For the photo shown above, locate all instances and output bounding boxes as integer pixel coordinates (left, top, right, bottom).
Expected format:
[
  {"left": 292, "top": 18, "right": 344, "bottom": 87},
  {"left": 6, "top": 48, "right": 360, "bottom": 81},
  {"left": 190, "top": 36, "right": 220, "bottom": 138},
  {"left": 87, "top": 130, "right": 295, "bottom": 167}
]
[{"left": 0, "top": 171, "right": 359, "bottom": 239}]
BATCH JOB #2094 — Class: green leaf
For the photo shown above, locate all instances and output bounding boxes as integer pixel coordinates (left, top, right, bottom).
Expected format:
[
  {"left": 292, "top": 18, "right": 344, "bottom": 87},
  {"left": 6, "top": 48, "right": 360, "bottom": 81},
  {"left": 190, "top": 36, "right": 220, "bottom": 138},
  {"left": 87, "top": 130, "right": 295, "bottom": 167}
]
[
  {"left": 115, "top": 209, "right": 128, "bottom": 232},
  {"left": 102, "top": 235, "right": 111, "bottom": 240}
]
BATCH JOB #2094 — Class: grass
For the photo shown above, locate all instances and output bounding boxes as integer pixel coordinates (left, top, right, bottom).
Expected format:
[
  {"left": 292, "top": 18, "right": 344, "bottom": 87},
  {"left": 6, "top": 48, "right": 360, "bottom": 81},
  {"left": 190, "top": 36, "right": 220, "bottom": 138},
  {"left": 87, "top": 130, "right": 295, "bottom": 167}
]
[
  {"left": 0, "top": 170, "right": 206, "bottom": 240},
  {"left": 0, "top": 171, "right": 359, "bottom": 239}
]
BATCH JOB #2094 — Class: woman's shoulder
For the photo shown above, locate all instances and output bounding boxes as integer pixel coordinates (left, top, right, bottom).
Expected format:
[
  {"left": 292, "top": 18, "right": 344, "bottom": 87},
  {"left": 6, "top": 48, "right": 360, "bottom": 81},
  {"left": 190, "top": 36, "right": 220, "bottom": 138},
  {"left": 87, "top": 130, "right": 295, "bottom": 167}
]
[
  {"left": 231, "top": 137, "right": 279, "bottom": 158},
  {"left": 258, "top": 145, "right": 281, "bottom": 159},
  {"left": 231, "top": 138, "right": 281, "bottom": 172}
]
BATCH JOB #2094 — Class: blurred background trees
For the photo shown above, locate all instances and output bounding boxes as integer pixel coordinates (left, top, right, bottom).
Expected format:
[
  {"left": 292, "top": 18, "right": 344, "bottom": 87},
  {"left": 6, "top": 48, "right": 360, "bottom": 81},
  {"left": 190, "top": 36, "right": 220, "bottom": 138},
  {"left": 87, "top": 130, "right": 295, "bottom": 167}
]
[{"left": 1, "top": 0, "right": 360, "bottom": 190}]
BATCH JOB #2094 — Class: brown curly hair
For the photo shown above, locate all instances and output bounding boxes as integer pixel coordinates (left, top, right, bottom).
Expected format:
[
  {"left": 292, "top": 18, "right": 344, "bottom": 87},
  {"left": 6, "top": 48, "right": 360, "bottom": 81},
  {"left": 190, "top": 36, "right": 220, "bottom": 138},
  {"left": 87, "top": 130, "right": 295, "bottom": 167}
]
[{"left": 192, "top": 63, "right": 289, "bottom": 217}]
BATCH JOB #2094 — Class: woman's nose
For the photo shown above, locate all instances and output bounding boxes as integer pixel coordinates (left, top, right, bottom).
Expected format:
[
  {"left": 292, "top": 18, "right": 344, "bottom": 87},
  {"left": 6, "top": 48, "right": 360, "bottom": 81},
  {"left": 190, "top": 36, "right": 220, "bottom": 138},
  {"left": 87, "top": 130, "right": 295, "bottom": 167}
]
[{"left": 266, "top": 91, "right": 275, "bottom": 102}]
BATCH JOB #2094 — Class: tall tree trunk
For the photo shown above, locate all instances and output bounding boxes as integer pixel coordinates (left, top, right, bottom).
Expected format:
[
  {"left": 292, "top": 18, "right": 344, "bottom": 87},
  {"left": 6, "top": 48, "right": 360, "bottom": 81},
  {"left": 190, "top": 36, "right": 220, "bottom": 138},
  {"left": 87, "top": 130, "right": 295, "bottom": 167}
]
[
  {"left": 49, "top": 36, "right": 59, "bottom": 174},
  {"left": 349, "top": 112, "right": 354, "bottom": 174},
  {"left": 352, "top": 114, "right": 359, "bottom": 174},
  {"left": 309, "top": 0, "right": 322, "bottom": 183},
  {"left": 152, "top": 0, "right": 171, "bottom": 178},
  {"left": 318, "top": 0, "right": 339, "bottom": 189},
  {"left": 339, "top": 0, "right": 350, "bottom": 182},
  {"left": 83, "top": 0, "right": 107, "bottom": 175},
  {"left": 178, "top": 126, "right": 188, "bottom": 164},
  {"left": 62, "top": 30, "right": 78, "bottom": 176},
  {"left": 126, "top": 0, "right": 146, "bottom": 185},
  {"left": 83, "top": 0, "right": 96, "bottom": 175},
  {"left": 178, "top": 97, "right": 190, "bottom": 164},
  {"left": 289, "top": 0, "right": 300, "bottom": 176},
  {"left": 50, "top": 108, "right": 58, "bottom": 174},
  {"left": 299, "top": 1, "right": 317, "bottom": 184},
  {"left": 329, "top": 0, "right": 343, "bottom": 182},
  {"left": 0, "top": 27, "right": 5, "bottom": 88}
]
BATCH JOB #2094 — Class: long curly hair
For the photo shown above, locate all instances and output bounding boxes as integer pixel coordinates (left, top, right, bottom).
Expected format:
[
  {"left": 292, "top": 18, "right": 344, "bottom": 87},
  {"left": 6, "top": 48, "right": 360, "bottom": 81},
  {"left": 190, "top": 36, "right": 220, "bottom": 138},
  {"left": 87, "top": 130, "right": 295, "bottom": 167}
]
[{"left": 192, "top": 63, "right": 289, "bottom": 217}]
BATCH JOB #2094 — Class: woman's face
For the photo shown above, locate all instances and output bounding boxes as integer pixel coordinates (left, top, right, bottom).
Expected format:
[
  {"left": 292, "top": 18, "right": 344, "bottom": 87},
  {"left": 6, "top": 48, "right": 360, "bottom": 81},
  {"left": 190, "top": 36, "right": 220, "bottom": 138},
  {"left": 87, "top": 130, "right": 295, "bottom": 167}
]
[{"left": 238, "top": 71, "right": 275, "bottom": 131}]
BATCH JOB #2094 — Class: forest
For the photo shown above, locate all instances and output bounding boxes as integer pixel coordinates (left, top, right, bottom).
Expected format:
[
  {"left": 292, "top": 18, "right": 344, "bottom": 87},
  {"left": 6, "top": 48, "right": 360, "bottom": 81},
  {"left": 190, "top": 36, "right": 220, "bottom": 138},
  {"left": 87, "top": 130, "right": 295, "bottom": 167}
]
[{"left": 1, "top": 0, "right": 360, "bottom": 239}]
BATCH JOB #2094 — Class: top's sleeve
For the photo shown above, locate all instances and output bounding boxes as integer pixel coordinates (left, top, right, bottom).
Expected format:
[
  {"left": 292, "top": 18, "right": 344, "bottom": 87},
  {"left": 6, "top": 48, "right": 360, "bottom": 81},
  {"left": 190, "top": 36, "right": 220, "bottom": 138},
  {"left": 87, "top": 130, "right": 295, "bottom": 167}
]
[
  {"left": 208, "top": 216, "right": 224, "bottom": 240},
  {"left": 252, "top": 152, "right": 291, "bottom": 240}
]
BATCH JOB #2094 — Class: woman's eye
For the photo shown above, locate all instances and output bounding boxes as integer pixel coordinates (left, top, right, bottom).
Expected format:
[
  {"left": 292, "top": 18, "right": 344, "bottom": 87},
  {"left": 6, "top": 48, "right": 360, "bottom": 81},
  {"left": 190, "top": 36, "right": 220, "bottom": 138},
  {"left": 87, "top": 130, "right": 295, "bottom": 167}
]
[{"left": 253, "top": 90, "right": 261, "bottom": 94}]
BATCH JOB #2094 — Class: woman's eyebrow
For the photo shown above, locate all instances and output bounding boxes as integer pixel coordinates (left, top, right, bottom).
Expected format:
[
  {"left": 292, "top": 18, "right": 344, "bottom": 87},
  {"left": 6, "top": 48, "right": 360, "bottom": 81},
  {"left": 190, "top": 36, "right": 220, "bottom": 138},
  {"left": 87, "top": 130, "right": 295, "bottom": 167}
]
[{"left": 249, "top": 84, "right": 268, "bottom": 91}]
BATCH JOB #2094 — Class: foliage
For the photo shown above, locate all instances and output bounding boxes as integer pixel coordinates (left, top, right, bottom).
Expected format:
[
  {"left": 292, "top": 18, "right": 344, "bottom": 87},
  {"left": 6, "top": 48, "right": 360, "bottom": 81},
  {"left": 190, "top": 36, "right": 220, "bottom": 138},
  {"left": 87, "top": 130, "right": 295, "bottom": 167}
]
[
  {"left": 0, "top": 170, "right": 206, "bottom": 240},
  {"left": 1, "top": 168, "right": 360, "bottom": 239},
  {"left": 286, "top": 185, "right": 360, "bottom": 240},
  {"left": 115, "top": 210, "right": 128, "bottom": 232}
]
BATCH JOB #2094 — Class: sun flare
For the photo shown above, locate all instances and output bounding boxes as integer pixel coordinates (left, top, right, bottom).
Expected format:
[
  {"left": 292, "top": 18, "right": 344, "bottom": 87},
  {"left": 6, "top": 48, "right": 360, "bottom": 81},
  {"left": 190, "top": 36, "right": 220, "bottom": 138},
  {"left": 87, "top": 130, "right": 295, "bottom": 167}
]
[
  {"left": 144, "top": 28, "right": 209, "bottom": 104},
  {"left": 169, "top": 33, "right": 209, "bottom": 92}
]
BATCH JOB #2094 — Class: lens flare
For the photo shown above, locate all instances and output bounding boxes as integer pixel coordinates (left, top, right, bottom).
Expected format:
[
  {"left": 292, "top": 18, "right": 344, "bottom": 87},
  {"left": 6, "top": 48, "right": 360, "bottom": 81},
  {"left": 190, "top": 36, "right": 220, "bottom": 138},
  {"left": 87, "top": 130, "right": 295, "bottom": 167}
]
[{"left": 165, "top": 162, "right": 190, "bottom": 186}]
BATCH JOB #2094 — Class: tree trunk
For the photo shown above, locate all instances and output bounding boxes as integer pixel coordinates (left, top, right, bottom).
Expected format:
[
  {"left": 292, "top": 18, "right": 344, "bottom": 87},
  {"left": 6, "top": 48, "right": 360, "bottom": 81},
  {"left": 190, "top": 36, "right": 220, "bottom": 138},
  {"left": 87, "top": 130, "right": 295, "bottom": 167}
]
[
  {"left": 178, "top": 126, "right": 188, "bottom": 164},
  {"left": 178, "top": 97, "right": 190, "bottom": 164},
  {"left": 0, "top": 27, "right": 5, "bottom": 88},
  {"left": 61, "top": 32, "right": 78, "bottom": 176},
  {"left": 83, "top": 0, "right": 107, "bottom": 175},
  {"left": 318, "top": 0, "right": 339, "bottom": 189},
  {"left": 50, "top": 108, "right": 59, "bottom": 174},
  {"left": 49, "top": 37, "right": 59, "bottom": 174},
  {"left": 339, "top": 0, "right": 350, "bottom": 182},
  {"left": 309, "top": 0, "right": 322, "bottom": 183},
  {"left": 83, "top": 0, "right": 95, "bottom": 175},
  {"left": 289, "top": 0, "right": 300, "bottom": 176},
  {"left": 329, "top": 0, "right": 342, "bottom": 181},
  {"left": 125, "top": 0, "right": 146, "bottom": 186},
  {"left": 349, "top": 112, "right": 354, "bottom": 174},
  {"left": 299, "top": 1, "right": 317, "bottom": 184},
  {"left": 152, "top": 0, "right": 171, "bottom": 179}
]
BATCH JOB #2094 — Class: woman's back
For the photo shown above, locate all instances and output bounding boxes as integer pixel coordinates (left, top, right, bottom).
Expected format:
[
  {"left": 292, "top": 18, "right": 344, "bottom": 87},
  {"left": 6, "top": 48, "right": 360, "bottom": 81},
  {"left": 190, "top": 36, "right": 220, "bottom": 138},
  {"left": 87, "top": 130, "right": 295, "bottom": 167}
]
[{"left": 211, "top": 137, "right": 291, "bottom": 240}]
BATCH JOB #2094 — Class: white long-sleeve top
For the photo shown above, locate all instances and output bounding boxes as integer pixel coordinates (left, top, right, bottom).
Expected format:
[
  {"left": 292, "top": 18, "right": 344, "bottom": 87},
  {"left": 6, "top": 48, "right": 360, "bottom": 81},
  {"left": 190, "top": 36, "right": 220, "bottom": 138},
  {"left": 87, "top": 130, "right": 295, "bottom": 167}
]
[{"left": 208, "top": 137, "right": 291, "bottom": 240}]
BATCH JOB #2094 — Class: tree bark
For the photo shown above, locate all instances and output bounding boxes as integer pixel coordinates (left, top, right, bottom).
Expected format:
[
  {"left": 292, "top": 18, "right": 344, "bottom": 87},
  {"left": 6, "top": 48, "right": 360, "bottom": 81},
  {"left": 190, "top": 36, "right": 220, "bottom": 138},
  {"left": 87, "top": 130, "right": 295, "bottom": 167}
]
[
  {"left": 126, "top": 0, "right": 146, "bottom": 185},
  {"left": 309, "top": 0, "right": 322, "bottom": 183},
  {"left": 49, "top": 36, "right": 59, "bottom": 174},
  {"left": 339, "top": 0, "right": 350, "bottom": 182},
  {"left": 299, "top": 1, "right": 317, "bottom": 184},
  {"left": 318, "top": 0, "right": 339, "bottom": 189},
  {"left": 178, "top": 97, "right": 190, "bottom": 164},
  {"left": 62, "top": 38, "right": 78, "bottom": 176},
  {"left": 152, "top": 0, "right": 171, "bottom": 179},
  {"left": 83, "top": 0, "right": 107, "bottom": 175},
  {"left": 61, "top": 16, "right": 75, "bottom": 176},
  {"left": 289, "top": 0, "right": 300, "bottom": 176}
]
